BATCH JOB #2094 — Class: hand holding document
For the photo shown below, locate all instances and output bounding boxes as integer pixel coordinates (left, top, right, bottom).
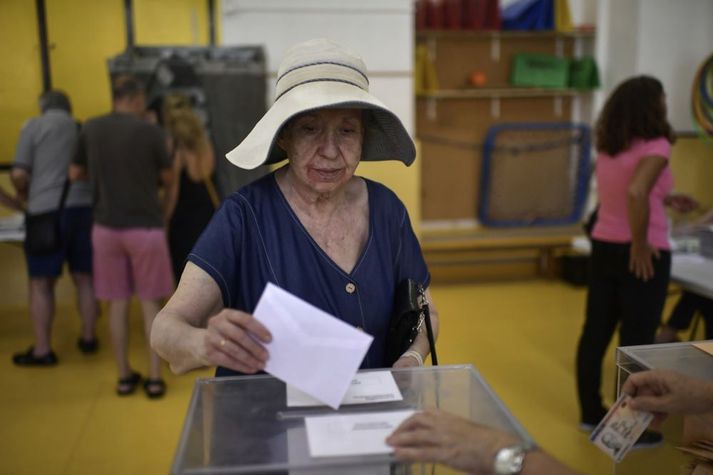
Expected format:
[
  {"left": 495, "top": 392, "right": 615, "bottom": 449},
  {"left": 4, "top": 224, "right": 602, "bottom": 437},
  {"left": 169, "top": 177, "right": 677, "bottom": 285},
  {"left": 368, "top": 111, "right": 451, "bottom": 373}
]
[
  {"left": 590, "top": 393, "right": 653, "bottom": 463},
  {"left": 253, "top": 283, "right": 373, "bottom": 409}
]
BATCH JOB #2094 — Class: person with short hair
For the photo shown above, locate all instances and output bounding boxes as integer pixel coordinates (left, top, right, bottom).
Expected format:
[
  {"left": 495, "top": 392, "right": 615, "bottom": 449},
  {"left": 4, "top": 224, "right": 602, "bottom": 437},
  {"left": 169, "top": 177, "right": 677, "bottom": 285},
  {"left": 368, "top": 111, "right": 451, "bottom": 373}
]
[
  {"left": 11, "top": 90, "right": 98, "bottom": 366},
  {"left": 70, "top": 75, "right": 173, "bottom": 398}
]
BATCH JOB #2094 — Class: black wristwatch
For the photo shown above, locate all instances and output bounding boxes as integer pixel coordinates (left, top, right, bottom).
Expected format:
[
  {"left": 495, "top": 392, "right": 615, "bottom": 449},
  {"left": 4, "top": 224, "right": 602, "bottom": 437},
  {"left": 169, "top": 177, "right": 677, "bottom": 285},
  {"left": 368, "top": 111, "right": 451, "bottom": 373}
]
[{"left": 493, "top": 444, "right": 528, "bottom": 474}]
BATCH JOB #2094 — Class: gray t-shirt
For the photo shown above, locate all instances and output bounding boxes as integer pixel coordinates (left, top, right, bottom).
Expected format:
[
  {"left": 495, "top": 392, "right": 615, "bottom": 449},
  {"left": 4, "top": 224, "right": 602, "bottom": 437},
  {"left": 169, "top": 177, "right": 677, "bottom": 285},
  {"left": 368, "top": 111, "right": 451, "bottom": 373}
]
[
  {"left": 73, "top": 112, "right": 171, "bottom": 228},
  {"left": 13, "top": 109, "right": 92, "bottom": 214}
]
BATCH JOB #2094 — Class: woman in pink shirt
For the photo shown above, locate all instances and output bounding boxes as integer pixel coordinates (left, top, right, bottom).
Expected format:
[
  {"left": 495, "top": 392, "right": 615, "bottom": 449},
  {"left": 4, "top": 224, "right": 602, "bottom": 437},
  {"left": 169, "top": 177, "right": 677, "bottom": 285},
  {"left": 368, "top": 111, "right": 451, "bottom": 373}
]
[{"left": 575, "top": 76, "right": 676, "bottom": 446}]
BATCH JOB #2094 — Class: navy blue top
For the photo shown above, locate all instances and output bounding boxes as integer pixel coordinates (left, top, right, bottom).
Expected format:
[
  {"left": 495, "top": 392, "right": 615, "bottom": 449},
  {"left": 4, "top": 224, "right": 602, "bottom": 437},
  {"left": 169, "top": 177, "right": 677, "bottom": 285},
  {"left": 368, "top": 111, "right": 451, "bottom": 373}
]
[{"left": 188, "top": 171, "right": 430, "bottom": 376}]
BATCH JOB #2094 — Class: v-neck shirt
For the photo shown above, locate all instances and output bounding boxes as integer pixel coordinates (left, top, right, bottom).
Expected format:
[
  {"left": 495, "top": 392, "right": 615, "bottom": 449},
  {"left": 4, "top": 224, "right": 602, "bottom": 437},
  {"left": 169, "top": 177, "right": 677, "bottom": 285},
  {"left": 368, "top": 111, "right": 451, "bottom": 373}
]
[{"left": 188, "top": 171, "right": 430, "bottom": 375}]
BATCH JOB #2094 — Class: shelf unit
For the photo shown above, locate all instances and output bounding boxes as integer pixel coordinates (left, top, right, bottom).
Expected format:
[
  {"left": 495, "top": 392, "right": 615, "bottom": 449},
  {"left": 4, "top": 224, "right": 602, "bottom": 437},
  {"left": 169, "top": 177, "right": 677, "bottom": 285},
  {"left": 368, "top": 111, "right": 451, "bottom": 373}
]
[
  {"left": 418, "top": 88, "right": 584, "bottom": 98},
  {"left": 416, "top": 29, "right": 596, "bottom": 281}
]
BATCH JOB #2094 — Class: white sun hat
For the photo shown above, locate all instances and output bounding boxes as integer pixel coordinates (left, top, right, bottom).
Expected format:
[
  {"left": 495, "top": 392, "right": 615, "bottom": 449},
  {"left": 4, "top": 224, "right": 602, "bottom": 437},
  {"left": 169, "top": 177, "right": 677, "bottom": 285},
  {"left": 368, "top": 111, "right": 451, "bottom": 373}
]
[{"left": 225, "top": 38, "right": 416, "bottom": 170}]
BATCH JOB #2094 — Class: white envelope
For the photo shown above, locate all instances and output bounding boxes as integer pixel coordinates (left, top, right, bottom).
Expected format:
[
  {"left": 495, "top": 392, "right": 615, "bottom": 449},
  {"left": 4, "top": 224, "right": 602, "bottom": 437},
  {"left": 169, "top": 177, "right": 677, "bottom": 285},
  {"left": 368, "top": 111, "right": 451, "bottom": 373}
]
[
  {"left": 304, "top": 410, "right": 416, "bottom": 457},
  {"left": 253, "top": 283, "right": 374, "bottom": 409},
  {"left": 286, "top": 370, "right": 403, "bottom": 407}
]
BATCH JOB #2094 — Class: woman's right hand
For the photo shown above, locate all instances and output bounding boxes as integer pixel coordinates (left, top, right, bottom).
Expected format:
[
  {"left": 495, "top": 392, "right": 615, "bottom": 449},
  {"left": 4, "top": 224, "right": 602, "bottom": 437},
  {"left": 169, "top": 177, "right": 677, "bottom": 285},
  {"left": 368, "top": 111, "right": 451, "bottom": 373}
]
[
  {"left": 629, "top": 242, "right": 660, "bottom": 281},
  {"left": 202, "top": 309, "right": 272, "bottom": 373}
]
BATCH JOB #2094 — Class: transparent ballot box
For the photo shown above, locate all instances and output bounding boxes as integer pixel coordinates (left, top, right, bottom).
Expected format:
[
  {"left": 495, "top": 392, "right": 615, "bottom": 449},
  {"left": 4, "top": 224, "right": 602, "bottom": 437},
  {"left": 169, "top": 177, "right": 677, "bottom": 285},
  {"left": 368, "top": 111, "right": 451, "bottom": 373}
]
[
  {"left": 615, "top": 341, "right": 713, "bottom": 474},
  {"left": 171, "top": 365, "right": 533, "bottom": 474}
]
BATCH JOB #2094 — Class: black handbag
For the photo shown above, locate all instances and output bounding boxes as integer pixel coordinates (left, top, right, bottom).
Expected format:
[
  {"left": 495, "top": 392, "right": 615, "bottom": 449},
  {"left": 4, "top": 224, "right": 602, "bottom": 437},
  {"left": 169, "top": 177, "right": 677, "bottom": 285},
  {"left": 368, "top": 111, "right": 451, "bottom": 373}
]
[
  {"left": 385, "top": 279, "right": 438, "bottom": 367},
  {"left": 24, "top": 179, "right": 70, "bottom": 254},
  {"left": 583, "top": 205, "right": 598, "bottom": 238}
]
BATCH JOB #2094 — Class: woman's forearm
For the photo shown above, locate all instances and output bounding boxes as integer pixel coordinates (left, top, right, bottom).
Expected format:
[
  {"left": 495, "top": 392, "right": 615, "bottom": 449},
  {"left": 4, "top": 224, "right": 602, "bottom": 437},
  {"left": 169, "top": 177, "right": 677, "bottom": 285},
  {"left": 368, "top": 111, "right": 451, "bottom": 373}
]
[
  {"left": 627, "top": 192, "right": 650, "bottom": 247},
  {"left": 151, "top": 310, "right": 208, "bottom": 374}
]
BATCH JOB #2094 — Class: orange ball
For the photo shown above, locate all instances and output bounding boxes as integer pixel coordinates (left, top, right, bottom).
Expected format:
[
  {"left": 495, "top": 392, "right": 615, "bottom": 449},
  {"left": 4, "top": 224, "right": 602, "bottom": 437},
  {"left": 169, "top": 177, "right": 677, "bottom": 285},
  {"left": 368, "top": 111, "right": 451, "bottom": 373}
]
[{"left": 469, "top": 71, "right": 487, "bottom": 87}]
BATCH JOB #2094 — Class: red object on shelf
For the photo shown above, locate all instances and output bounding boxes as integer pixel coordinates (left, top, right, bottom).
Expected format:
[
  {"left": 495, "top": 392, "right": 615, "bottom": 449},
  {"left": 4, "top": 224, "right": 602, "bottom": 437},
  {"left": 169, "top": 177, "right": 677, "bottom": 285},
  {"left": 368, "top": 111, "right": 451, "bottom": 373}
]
[
  {"left": 463, "top": 0, "right": 500, "bottom": 30},
  {"left": 415, "top": 0, "right": 428, "bottom": 31},
  {"left": 463, "top": 0, "right": 486, "bottom": 29},
  {"left": 426, "top": 0, "right": 445, "bottom": 29},
  {"left": 484, "top": 0, "right": 501, "bottom": 29},
  {"left": 443, "top": 0, "right": 463, "bottom": 29}
]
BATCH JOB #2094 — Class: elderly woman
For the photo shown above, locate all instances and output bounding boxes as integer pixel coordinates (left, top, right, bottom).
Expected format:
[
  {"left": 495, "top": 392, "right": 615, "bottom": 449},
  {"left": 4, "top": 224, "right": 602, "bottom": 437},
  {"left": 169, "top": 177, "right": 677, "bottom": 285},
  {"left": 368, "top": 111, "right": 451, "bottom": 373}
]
[{"left": 151, "top": 39, "right": 438, "bottom": 377}]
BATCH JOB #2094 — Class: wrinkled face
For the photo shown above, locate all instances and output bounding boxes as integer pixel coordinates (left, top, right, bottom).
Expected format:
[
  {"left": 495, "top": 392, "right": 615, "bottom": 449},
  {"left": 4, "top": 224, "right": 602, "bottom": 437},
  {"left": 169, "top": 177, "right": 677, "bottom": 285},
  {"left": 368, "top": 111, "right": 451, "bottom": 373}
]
[{"left": 278, "top": 108, "right": 363, "bottom": 195}]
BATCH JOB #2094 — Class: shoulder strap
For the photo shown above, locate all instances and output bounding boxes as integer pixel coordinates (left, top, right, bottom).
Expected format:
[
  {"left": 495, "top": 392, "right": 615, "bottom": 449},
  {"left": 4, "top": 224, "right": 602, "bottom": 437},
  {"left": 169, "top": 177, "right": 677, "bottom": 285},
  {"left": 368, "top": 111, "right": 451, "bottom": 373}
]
[
  {"left": 418, "top": 284, "right": 438, "bottom": 366},
  {"left": 57, "top": 178, "right": 70, "bottom": 212}
]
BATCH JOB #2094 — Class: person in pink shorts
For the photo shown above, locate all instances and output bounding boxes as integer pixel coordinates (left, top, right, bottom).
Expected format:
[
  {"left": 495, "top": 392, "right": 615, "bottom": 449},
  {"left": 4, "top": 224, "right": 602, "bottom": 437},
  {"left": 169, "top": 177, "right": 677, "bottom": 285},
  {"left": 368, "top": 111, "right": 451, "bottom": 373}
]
[{"left": 70, "top": 75, "right": 174, "bottom": 398}]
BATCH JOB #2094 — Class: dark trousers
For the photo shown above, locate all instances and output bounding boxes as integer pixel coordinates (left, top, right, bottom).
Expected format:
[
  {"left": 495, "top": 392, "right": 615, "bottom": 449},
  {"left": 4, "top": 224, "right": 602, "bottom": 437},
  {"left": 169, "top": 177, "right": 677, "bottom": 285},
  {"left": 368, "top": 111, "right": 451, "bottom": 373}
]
[
  {"left": 667, "top": 291, "right": 713, "bottom": 339},
  {"left": 576, "top": 240, "right": 671, "bottom": 423}
]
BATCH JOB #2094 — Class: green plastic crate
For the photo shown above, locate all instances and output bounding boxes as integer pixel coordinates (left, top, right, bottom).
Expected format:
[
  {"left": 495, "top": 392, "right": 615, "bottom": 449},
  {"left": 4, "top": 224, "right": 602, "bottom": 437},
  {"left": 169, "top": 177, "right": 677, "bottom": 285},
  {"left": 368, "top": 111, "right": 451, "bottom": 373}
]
[
  {"left": 569, "top": 56, "right": 600, "bottom": 89},
  {"left": 510, "top": 53, "right": 569, "bottom": 89}
]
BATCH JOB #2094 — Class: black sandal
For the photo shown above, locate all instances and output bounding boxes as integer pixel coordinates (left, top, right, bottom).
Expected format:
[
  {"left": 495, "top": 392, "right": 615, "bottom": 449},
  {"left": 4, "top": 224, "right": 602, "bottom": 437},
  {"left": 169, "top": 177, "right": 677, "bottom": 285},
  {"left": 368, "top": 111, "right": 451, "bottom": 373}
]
[
  {"left": 116, "top": 371, "right": 142, "bottom": 396},
  {"left": 12, "top": 347, "right": 58, "bottom": 366},
  {"left": 77, "top": 337, "right": 99, "bottom": 354},
  {"left": 143, "top": 378, "right": 166, "bottom": 399}
]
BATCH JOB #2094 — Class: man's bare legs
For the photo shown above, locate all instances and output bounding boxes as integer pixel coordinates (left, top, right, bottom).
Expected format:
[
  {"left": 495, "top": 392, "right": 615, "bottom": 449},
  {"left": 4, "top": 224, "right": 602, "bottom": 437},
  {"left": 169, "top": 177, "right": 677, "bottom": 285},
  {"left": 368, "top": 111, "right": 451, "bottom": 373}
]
[
  {"left": 140, "top": 298, "right": 165, "bottom": 397},
  {"left": 28, "top": 277, "right": 56, "bottom": 356},
  {"left": 71, "top": 272, "right": 98, "bottom": 344},
  {"left": 108, "top": 299, "right": 132, "bottom": 378},
  {"left": 108, "top": 298, "right": 165, "bottom": 396}
]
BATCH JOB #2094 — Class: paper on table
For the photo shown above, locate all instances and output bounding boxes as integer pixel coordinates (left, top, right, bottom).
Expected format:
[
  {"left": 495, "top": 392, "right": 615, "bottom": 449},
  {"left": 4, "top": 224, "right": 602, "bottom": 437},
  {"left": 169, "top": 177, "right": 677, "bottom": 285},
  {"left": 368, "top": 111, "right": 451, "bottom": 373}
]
[
  {"left": 305, "top": 410, "right": 415, "bottom": 457},
  {"left": 287, "top": 370, "right": 403, "bottom": 407},
  {"left": 253, "top": 283, "right": 374, "bottom": 409},
  {"left": 287, "top": 426, "right": 391, "bottom": 475},
  {"left": 693, "top": 341, "right": 713, "bottom": 357},
  {"left": 675, "top": 254, "right": 708, "bottom": 265}
]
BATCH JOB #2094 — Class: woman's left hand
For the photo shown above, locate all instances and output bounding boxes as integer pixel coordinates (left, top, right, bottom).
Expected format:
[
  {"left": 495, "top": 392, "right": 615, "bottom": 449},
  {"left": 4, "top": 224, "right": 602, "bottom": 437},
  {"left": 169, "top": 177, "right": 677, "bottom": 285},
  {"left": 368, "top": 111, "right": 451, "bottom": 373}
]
[{"left": 629, "top": 242, "right": 659, "bottom": 281}]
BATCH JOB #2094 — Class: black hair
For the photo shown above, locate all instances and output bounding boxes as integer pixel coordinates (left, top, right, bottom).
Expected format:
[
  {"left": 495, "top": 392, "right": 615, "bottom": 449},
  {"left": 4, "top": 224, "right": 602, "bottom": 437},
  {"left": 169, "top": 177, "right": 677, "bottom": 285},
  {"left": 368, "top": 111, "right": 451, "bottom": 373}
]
[
  {"left": 596, "top": 75, "right": 675, "bottom": 156},
  {"left": 39, "top": 90, "right": 72, "bottom": 113},
  {"left": 112, "top": 75, "right": 144, "bottom": 100}
]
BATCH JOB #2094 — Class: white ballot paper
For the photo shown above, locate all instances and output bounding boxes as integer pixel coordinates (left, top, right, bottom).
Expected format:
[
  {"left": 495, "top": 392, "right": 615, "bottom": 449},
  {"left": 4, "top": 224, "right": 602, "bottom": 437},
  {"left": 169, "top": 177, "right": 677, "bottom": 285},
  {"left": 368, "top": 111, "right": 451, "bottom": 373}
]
[
  {"left": 305, "top": 410, "right": 415, "bottom": 457},
  {"left": 253, "top": 283, "right": 374, "bottom": 409},
  {"left": 287, "top": 370, "right": 403, "bottom": 407}
]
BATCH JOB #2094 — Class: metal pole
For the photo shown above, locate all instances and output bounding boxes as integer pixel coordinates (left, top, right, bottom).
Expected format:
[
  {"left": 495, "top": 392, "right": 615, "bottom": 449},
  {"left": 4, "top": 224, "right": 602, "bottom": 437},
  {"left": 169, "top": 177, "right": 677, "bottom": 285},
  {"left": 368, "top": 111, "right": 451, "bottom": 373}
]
[
  {"left": 35, "top": 0, "right": 52, "bottom": 92},
  {"left": 124, "top": 0, "right": 135, "bottom": 52},
  {"left": 208, "top": 0, "right": 216, "bottom": 46}
]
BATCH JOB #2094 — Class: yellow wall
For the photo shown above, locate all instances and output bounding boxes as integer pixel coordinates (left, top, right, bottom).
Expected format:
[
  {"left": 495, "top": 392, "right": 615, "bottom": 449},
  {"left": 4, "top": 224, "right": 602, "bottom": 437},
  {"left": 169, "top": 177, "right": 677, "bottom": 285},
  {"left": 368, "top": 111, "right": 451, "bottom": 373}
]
[
  {"left": 359, "top": 141, "right": 422, "bottom": 235},
  {"left": 134, "top": 0, "right": 210, "bottom": 45},
  {"left": 0, "top": 1, "right": 43, "bottom": 164},
  {"left": 670, "top": 136, "right": 713, "bottom": 213},
  {"left": 0, "top": 0, "right": 213, "bottom": 164},
  {"left": 45, "top": 0, "right": 125, "bottom": 122}
]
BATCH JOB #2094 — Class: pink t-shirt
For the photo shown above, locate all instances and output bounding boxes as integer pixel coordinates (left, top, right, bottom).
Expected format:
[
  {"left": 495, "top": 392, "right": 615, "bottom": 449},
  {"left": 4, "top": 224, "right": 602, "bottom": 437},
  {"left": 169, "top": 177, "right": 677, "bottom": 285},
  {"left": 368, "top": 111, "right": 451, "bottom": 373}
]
[{"left": 592, "top": 137, "right": 673, "bottom": 250}]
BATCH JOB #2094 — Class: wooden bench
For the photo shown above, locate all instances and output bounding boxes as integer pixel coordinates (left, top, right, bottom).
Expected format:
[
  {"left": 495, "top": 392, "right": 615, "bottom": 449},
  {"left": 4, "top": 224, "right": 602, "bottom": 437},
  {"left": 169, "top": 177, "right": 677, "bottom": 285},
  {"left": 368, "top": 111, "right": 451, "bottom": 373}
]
[{"left": 421, "top": 224, "right": 583, "bottom": 283}]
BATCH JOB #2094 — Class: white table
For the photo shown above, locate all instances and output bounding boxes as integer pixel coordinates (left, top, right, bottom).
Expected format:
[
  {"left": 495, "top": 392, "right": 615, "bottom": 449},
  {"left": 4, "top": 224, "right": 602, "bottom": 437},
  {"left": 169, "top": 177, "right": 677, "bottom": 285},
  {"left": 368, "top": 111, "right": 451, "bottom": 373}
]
[
  {"left": 571, "top": 236, "right": 713, "bottom": 299},
  {"left": 671, "top": 253, "right": 713, "bottom": 300},
  {"left": 0, "top": 213, "right": 24, "bottom": 243}
]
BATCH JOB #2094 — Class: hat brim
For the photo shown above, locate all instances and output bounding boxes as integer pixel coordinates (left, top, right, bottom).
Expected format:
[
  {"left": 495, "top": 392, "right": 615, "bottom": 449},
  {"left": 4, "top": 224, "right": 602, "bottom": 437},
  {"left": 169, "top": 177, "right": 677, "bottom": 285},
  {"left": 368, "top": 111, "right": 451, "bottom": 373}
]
[{"left": 225, "top": 81, "right": 416, "bottom": 170}]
